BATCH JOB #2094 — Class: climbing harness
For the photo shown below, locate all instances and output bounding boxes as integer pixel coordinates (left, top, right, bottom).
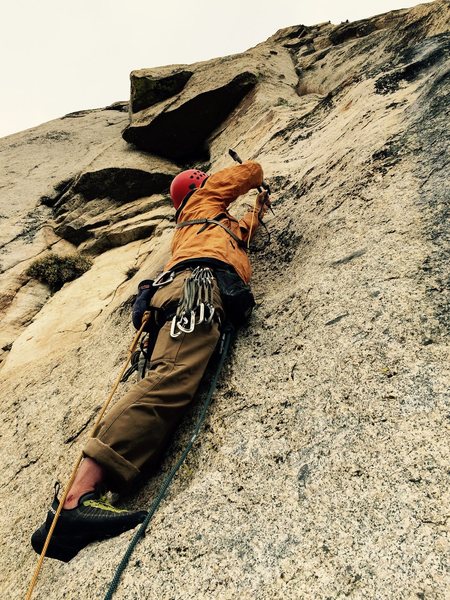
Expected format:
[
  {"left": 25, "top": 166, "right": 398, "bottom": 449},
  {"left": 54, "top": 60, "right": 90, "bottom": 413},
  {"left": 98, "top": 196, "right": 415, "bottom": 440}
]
[
  {"left": 125, "top": 266, "right": 219, "bottom": 376},
  {"left": 170, "top": 267, "right": 215, "bottom": 338},
  {"left": 175, "top": 149, "right": 274, "bottom": 255},
  {"left": 176, "top": 212, "right": 247, "bottom": 249},
  {"left": 103, "top": 322, "right": 235, "bottom": 600},
  {"left": 25, "top": 315, "right": 150, "bottom": 600},
  {"left": 124, "top": 266, "right": 217, "bottom": 378}
]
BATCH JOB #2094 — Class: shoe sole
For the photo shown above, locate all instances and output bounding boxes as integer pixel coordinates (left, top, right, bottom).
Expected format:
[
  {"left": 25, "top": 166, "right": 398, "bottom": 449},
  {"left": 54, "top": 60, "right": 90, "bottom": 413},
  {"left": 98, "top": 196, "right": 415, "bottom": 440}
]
[
  {"left": 31, "top": 520, "right": 144, "bottom": 562},
  {"left": 31, "top": 524, "right": 89, "bottom": 562}
]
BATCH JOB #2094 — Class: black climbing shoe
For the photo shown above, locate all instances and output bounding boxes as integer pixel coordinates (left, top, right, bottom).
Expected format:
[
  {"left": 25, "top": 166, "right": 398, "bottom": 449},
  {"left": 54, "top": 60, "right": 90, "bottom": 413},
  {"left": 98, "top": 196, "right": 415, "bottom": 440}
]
[{"left": 31, "top": 488, "right": 147, "bottom": 562}]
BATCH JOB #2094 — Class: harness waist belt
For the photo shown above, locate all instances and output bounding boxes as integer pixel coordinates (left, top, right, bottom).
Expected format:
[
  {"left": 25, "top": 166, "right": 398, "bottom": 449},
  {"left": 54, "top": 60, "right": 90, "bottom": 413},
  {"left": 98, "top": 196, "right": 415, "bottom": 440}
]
[{"left": 170, "top": 258, "right": 237, "bottom": 276}]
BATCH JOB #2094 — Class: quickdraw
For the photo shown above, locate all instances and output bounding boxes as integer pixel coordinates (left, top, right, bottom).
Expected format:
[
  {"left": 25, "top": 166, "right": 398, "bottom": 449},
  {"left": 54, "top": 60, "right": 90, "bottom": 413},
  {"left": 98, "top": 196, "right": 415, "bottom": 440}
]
[
  {"left": 121, "top": 334, "right": 151, "bottom": 382},
  {"left": 170, "top": 267, "right": 215, "bottom": 338}
]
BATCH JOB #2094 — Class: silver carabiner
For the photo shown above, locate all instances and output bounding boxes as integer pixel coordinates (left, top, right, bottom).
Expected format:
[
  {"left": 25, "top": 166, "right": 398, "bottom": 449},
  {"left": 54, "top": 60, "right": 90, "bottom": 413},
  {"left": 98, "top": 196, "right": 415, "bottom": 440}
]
[
  {"left": 196, "top": 303, "right": 205, "bottom": 324},
  {"left": 176, "top": 311, "right": 196, "bottom": 334},
  {"left": 153, "top": 270, "right": 176, "bottom": 287},
  {"left": 170, "top": 316, "right": 182, "bottom": 338},
  {"left": 205, "top": 303, "right": 215, "bottom": 324}
]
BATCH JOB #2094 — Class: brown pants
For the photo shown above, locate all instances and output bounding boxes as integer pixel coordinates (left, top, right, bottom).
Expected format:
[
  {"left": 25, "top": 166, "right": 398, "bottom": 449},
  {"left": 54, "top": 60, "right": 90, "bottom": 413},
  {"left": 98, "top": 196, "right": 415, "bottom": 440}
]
[{"left": 84, "top": 271, "right": 223, "bottom": 492}]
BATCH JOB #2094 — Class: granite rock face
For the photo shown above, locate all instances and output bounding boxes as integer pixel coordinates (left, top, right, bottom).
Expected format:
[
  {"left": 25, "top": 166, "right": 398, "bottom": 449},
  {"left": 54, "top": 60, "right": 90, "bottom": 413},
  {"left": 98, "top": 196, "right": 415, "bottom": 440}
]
[{"left": 0, "top": 2, "right": 449, "bottom": 599}]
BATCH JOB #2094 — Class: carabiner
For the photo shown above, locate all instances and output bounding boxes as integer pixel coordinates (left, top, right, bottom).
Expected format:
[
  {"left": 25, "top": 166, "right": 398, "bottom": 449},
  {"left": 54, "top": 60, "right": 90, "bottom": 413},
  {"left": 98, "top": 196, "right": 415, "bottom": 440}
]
[
  {"left": 170, "top": 316, "right": 182, "bottom": 338},
  {"left": 153, "top": 270, "right": 176, "bottom": 287},
  {"left": 176, "top": 311, "right": 196, "bottom": 334},
  {"left": 196, "top": 303, "right": 205, "bottom": 325},
  {"left": 205, "top": 303, "right": 215, "bottom": 324}
]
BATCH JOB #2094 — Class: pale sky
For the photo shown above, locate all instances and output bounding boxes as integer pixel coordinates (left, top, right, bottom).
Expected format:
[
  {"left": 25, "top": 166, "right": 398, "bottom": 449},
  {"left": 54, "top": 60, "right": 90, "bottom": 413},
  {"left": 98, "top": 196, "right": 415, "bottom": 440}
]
[{"left": 0, "top": 0, "right": 433, "bottom": 138}]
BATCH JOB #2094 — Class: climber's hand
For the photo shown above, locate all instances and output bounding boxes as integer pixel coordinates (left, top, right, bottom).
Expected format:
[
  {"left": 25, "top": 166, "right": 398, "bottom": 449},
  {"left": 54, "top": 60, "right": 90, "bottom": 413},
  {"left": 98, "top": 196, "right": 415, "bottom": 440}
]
[{"left": 256, "top": 190, "right": 271, "bottom": 215}]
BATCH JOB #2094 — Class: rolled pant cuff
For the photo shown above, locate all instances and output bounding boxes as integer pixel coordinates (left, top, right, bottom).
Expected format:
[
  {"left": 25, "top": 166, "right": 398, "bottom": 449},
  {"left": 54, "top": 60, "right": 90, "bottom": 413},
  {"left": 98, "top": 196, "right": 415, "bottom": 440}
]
[{"left": 83, "top": 438, "right": 140, "bottom": 493}]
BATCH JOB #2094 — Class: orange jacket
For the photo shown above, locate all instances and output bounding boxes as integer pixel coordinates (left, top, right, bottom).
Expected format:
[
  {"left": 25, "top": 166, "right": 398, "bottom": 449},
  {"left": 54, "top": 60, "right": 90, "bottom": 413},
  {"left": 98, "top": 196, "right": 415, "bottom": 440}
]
[{"left": 164, "top": 161, "right": 264, "bottom": 282}]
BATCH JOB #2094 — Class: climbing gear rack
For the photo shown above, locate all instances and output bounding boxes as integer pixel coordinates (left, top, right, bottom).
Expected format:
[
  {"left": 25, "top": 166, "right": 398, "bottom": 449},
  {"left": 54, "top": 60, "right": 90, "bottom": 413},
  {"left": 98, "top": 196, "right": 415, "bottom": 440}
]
[{"left": 170, "top": 267, "right": 216, "bottom": 338}]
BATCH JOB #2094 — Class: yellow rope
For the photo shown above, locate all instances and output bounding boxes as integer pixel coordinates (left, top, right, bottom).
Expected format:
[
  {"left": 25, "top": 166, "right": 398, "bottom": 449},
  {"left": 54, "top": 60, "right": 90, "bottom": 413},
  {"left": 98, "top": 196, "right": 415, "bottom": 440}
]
[{"left": 25, "top": 315, "right": 150, "bottom": 600}]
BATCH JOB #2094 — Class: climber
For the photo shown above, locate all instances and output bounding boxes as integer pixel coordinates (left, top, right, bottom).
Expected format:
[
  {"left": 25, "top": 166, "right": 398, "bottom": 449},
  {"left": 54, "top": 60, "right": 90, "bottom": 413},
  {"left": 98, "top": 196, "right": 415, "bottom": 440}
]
[{"left": 31, "top": 160, "right": 270, "bottom": 562}]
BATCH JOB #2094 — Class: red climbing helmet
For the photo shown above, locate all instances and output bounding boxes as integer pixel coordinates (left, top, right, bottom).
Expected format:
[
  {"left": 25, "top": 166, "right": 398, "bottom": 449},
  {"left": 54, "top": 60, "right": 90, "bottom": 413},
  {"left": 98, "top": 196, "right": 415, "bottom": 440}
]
[{"left": 170, "top": 169, "right": 208, "bottom": 209}]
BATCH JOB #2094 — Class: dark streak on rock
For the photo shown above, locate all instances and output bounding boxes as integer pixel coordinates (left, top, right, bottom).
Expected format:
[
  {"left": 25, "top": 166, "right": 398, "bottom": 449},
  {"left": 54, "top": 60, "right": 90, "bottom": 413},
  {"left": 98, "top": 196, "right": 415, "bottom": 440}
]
[
  {"left": 298, "top": 464, "right": 310, "bottom": 487},
  {"left": 325, "top": 313, "right": 349, "bottom": 326},
  {"left": 62, "top": 109, "right": 101, "bottom": 119},
  {"left": 331, "top": 249, "right": 366, "bottom": 267},
  {"left": 40, "top": 177, "right": 75, "bottom": 207},
  {"left": 2, "top": 458, "right": 40, "bottom": 489},
  {"left": 405, "top": 46, "right": 450, "bottom": 334},
  {"left": 284, "top": 25, "right": 308, "bottom": 41},
  {"left": 375, "top": 39, "right": 450, "bottom": 94},
  {"left": 103, "top": 101, "right": 129, "bottom": 112},
  {"left": 64, "top": 417, "right": 93, "bottom": 445}
]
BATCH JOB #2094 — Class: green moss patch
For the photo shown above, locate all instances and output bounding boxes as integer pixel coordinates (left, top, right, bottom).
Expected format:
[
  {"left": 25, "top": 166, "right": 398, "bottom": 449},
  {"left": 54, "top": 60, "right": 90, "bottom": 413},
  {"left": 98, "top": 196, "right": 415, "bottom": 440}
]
[{"left": 26, "top": 252, "right": 93, "bottom": 292}]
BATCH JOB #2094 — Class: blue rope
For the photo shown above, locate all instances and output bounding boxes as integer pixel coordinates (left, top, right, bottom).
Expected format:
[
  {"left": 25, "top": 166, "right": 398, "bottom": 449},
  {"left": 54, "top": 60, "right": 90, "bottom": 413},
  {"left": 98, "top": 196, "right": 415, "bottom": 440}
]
[{"left": 104, "top": 325, "right": 234, "bottom": 600}]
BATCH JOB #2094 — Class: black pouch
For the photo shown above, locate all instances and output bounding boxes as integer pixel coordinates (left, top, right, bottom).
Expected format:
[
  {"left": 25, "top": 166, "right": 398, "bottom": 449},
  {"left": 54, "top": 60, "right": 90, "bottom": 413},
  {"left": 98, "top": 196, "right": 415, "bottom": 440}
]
[
  {"left": 132, "top": 280, "right": 156, "bottom": 330},
  {"left": 215, "top": 269, "right": 255, "bottom": 327}
]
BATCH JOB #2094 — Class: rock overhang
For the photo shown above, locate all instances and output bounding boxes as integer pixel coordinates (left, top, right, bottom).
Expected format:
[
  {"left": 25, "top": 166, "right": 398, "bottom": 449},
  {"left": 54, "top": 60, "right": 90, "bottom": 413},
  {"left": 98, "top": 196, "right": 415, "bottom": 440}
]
[{"left": 123, "top": 71, "right": 258, "bottom": 161}]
